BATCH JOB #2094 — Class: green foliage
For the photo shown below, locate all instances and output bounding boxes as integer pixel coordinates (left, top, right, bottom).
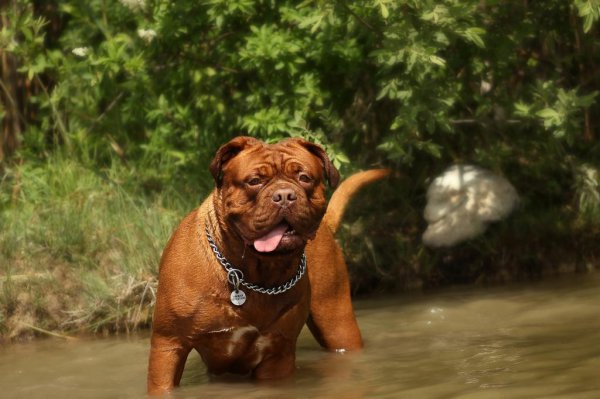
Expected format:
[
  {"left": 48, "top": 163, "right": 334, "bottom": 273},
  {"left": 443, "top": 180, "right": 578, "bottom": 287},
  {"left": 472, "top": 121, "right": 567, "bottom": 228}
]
[
  {"left": 574, "top": 164, "right": 600, "bottom": 224},
  {"left": 574, "top": 0, "right": 600, "bottom": 32},
  {"left": 3, "top": 1, "right": 598, "bottom": 174}
]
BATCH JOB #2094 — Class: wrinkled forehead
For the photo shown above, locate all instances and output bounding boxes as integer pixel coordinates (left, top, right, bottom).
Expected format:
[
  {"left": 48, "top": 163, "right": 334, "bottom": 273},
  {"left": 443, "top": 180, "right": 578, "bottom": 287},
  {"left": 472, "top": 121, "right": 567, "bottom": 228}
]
[{"left": 224, "top": 141, "right": 323, "bottom": 179}]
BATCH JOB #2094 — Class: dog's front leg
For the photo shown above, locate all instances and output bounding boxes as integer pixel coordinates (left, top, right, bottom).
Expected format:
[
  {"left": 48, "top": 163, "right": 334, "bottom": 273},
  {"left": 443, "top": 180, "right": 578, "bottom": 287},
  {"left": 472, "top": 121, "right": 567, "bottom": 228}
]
[
  {"left": 251, "top": 347, "right": 296, "bottom": 380},
  {"left": 147, "top": 334, "right": 191, "bottom": 395}
]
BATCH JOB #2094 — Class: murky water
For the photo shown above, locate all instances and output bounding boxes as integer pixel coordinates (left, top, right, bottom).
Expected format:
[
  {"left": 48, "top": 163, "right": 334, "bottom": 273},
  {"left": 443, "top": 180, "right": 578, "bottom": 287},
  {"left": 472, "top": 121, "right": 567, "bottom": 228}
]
[{"left": 2, "top": 274, "right": 600, "bottom": 398}]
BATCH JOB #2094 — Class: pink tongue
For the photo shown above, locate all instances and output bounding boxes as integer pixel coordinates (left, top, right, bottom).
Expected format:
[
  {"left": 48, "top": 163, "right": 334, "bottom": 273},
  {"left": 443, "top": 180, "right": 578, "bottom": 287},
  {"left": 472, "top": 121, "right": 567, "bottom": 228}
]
[{"left": 253, "top": 224, "right": 288, "bottom": 252}]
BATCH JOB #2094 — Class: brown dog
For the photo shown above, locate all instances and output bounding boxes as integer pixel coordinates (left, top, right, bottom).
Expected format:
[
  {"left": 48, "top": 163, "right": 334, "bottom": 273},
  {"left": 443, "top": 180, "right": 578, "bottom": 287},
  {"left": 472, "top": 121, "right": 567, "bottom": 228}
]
[{"left": 147, "top": 136, "right": 388, "bottom": 394}]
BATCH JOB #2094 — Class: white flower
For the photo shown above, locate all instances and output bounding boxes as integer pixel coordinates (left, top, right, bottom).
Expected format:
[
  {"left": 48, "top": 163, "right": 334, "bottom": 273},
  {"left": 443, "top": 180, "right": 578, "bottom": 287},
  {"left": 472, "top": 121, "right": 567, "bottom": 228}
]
[
  {"left": 72, "top": 47, "right": 90, "bottom": 57},
  {"left": 137, "top": 28, "right": 157, "bottom": 43},
  {"left": 120, "top": 0, "right": 146, "bottom": 11}
]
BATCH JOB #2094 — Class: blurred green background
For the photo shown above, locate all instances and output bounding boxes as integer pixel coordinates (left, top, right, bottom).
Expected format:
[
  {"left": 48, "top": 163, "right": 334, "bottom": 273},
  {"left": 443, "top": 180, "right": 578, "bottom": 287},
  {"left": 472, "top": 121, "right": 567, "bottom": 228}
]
[{"left": 1, "top": 0, "right": 598, "bottom": 340}]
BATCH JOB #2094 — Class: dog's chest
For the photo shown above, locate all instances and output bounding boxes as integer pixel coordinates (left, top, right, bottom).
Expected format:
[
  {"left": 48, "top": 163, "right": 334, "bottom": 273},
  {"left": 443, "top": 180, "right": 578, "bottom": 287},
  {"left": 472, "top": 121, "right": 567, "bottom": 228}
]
[
  {"left": 198, "top": 325, "right": 286, "bottom": 374},
  {"left": 189, "top": 283, "right": 310, "bottom": 374}
]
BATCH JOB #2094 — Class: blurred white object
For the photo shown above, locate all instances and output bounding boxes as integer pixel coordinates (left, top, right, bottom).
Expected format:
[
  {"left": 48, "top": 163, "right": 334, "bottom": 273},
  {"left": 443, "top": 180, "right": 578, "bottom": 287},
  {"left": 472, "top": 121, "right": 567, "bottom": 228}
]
[{"left": 423, "top": 165, "right": 519, "bottom": 248}]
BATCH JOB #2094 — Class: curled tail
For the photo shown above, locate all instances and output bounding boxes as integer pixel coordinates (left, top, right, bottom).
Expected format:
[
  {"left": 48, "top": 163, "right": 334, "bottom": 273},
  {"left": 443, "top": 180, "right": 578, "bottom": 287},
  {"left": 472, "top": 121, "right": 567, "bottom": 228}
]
[{"left": 324, "top": 169, "right": 390, "bottom": 234}]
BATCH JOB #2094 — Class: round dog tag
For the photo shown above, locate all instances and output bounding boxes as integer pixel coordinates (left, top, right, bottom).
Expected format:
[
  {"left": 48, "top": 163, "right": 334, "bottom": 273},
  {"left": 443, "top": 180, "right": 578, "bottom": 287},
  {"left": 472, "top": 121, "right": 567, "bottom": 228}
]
[{"left": 230, "top": 290, "right": 246, "bottom": 306}]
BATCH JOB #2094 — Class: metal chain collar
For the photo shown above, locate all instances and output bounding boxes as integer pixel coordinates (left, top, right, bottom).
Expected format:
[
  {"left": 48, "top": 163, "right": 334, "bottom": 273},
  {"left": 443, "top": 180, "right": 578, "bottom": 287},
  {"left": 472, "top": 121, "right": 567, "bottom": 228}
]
[{"left": 205, "top": 225, "right": 307, "bottom": 296}]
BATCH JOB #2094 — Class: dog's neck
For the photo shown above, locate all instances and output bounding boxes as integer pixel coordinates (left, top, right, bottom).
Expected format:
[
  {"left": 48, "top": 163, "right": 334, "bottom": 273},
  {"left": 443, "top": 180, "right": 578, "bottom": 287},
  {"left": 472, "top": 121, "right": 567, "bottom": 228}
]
[{"left": 204, "top": 203, "right": 305, "bottom": 288}]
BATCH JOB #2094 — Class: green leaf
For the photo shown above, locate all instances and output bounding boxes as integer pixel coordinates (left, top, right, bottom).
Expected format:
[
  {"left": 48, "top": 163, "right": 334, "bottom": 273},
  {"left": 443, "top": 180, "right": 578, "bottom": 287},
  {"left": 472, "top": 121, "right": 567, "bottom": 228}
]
[
  {"left": 536, "top": 108, "right": 560, "bottom": 119},
  {"left": 514, "top": 102, "right": 531, "bottom": 116},
  {"left": 429, "top": 55, "right": 446, "bottom": 67},
  {"left": 335, "top": 153, "right": 350, "bottom": 164},
  {"left": 463, "top": 27, "right": 486, "bottom": 48},
  {"left": 380, "top": 2, "right": 389, "bottom": 19}
]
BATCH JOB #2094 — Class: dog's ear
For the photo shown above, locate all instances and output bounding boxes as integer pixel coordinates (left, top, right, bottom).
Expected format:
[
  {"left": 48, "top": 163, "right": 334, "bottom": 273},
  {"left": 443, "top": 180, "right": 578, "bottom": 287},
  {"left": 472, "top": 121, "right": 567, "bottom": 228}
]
[
  {"left": 210, "top": 136, "right": 260, "bottom": 186},
  {"left": 292, "top": 139, "right": 340, "bottom": 189}
]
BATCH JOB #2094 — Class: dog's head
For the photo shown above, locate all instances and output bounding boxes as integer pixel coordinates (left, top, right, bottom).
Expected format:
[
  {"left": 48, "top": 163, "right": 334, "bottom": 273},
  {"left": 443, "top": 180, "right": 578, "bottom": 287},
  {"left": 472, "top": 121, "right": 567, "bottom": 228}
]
[{"left": 209, "top": 136, "right": 339, "bottom": 255}]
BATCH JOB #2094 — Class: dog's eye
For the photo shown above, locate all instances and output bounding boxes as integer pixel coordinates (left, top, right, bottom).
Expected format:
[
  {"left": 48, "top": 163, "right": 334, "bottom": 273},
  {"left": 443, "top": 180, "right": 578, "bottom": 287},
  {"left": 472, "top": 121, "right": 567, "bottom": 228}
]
[
  {"left": 247, "top": 177, "right": 262, "bottom": 186},
  {"left": 298, "top": 174, "right": 312, "bottom": 184}
]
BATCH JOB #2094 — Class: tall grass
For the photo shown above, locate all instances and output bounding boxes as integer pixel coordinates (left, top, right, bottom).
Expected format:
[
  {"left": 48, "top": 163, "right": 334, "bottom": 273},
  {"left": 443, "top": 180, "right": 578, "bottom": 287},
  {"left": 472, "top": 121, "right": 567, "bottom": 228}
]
[{"left": 0, "top": 158, "right": 193, "bottom": 341}]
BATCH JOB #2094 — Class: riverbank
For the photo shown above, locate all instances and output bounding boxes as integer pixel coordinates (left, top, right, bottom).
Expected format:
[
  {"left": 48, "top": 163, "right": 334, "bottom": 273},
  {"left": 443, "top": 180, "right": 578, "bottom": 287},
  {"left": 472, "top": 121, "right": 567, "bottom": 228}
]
[
  {"left": 1, "top": 158, "right": 598, "bottom": 342},
  {"left": 0, "top": 159, "right": 189, "bottom": 341}
]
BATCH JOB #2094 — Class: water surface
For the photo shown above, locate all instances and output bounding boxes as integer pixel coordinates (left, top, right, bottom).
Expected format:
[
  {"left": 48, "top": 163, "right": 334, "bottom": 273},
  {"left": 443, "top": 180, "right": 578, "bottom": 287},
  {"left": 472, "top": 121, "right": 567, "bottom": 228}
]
[{"left": 2, "top": 274, "right": 599, "bottom": 398}]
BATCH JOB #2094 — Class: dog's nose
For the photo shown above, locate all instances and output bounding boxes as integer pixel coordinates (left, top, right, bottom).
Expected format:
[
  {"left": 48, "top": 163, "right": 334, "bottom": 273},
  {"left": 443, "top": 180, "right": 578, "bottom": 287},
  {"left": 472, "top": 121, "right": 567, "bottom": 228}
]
[{"left": 272, "top": 188, "right": 297, "bottom": 206}]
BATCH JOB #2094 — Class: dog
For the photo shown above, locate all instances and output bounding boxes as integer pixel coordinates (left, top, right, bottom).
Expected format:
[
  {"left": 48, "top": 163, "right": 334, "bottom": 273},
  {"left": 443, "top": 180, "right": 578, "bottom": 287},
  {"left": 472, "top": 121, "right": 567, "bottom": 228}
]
[{"left": 147, "top": 136, "right": 388, "bottom": 394}]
